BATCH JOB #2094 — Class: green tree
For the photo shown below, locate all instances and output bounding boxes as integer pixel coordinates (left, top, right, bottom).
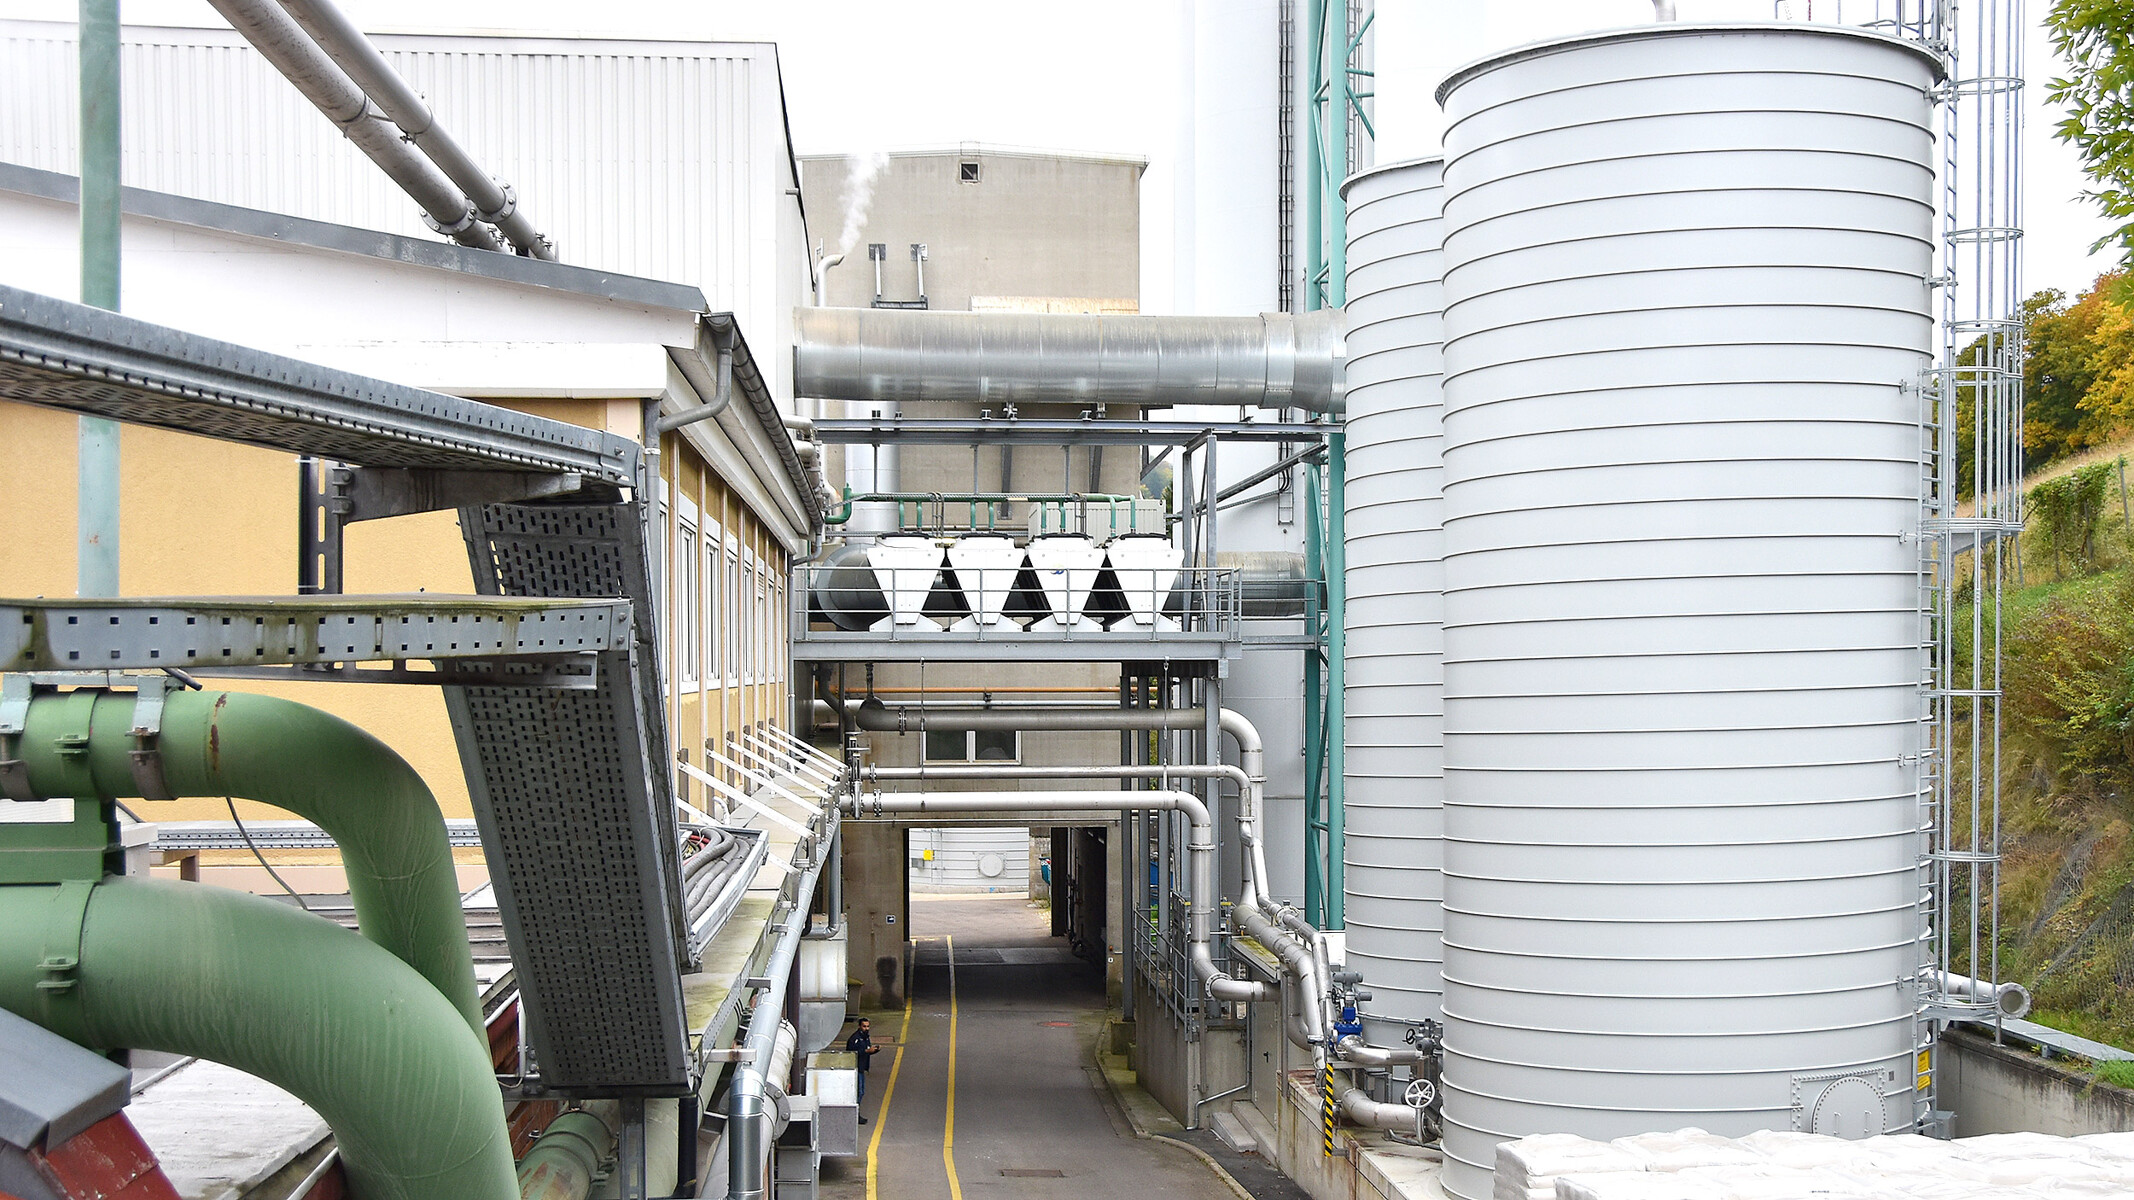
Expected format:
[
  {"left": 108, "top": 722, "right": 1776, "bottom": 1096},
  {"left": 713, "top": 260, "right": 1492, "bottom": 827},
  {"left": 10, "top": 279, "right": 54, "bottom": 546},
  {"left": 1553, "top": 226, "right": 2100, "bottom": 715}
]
[{"left": 2049, "top": 1, "right": 2134, "bottom": 263}]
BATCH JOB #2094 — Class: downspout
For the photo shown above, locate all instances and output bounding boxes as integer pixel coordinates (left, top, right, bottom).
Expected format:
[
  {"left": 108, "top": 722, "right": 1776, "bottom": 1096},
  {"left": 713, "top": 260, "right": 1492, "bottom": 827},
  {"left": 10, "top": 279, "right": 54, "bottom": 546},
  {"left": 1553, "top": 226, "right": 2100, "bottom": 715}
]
[
  {"left": 277, "top": 0, "right": 556, "bottom": 258},
  {"left": 0, "top": 878, "right": 516, "bottom": 1200},
  {"left": 205, "top": 0, "right": 503, "bottom": 252},
  {"left": 11, "top": 688, "right": 482, "bottom": 1033},
  {"left": 846, "top": 786, "right": 1266, "bottom": 1002},
  {"left": 658, "top": 318, "right": 738, "bottom": 435}
]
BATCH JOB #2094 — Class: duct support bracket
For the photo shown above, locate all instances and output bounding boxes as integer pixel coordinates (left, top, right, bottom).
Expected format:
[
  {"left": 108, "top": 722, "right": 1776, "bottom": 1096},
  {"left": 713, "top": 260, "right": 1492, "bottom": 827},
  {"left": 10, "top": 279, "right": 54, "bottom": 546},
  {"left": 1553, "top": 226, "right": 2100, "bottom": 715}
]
[
  {"left": 0, "top": 673, "right": 32, "bottom": 800},
  {"left": 34, "top": 878, "right": 95, "bottom": 1029}
]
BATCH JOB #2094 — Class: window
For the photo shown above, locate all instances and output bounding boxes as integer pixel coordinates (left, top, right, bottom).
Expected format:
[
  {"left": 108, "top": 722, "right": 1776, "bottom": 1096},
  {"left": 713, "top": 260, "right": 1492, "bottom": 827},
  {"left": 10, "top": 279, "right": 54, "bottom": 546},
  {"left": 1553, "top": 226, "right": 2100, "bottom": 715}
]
[
  {"left": 742, "top": 556, "right": 758, "bottom": 683},
  {"left": 704, "top": 520, "right": 722, "bottom": 681},
  {"left": 958, "top": 160, "right": 980, "bottom": 184},
  {"left": 678, "top": 521, "right": 699, "bottom": 685},
  {"left": 923, "top": 729, "right": 1019, "bottom": 763}
]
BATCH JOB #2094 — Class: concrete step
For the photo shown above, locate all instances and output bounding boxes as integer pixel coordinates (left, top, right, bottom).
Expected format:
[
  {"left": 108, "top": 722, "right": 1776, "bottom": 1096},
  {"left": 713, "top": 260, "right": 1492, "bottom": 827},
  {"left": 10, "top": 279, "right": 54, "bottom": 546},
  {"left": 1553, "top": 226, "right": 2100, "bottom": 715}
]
[{"left": 1211, "top": 1109, "right": 1258, "bottom": 1156}]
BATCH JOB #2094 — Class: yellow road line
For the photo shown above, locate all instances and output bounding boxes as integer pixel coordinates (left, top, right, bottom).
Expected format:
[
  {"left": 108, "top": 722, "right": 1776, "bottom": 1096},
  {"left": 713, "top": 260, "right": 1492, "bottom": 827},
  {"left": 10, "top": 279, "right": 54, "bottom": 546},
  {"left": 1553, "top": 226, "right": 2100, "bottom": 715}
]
[
  {"left": 864, "top": 968, "right": 917, "bottom": 1200},
  {"left": 943, "top": 933, "right": 964, "bottom": 1200}
]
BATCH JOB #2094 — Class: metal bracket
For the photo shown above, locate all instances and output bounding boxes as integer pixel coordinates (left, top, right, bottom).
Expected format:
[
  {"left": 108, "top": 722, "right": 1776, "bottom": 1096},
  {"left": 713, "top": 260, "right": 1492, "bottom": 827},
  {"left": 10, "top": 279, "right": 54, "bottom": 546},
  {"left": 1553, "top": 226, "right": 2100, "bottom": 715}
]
[
  {"left": 0, "top": 673, "right": 34, "bottom": 801},
  {"left": 128, "top": 675, "right": 175, "bottom": 801},
  {"left": 37, "top": 879, "right": 95, "bottom": 1028}
]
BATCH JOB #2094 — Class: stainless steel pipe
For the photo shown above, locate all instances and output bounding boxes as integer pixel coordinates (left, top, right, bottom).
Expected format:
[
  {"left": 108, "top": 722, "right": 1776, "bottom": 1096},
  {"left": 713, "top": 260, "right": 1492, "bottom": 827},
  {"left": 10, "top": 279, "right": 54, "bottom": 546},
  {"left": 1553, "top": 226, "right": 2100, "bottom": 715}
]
[{"left": 794, "top": 308, "right": 1345, "bottom": 414}]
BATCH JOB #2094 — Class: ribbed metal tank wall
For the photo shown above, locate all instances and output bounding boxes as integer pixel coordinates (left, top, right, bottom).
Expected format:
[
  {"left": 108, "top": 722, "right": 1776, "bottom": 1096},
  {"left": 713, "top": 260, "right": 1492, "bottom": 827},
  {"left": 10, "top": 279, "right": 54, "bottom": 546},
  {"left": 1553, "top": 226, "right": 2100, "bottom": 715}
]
[
  {"left": 1340, "top": 158, "right": 1446, "bottom": 1040},
  {"left": 1433, "top": 26, "right": 1941, "bottom": 1198}
]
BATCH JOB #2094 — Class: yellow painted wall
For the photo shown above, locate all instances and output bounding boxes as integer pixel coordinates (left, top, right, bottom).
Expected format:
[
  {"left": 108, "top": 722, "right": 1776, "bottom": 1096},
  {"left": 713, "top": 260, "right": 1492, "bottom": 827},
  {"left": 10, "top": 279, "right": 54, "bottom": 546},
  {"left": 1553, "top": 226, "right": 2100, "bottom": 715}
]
[{"left": 1, "top": 397, "right": 794, "bottom": 887}]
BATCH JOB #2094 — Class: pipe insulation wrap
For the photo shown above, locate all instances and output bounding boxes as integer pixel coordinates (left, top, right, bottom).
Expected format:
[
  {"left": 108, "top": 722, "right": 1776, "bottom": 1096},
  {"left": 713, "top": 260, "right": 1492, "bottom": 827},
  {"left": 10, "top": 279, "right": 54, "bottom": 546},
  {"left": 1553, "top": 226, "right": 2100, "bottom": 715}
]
[
  {"left": 12, "top": 688, "right": 483, "bottom": 1034},
  {"left": 794, "top": 307, "right": 1346, "bottom": 414},
  {"left": 0, "top": 878, "right": 516, "bottom": 1200}
]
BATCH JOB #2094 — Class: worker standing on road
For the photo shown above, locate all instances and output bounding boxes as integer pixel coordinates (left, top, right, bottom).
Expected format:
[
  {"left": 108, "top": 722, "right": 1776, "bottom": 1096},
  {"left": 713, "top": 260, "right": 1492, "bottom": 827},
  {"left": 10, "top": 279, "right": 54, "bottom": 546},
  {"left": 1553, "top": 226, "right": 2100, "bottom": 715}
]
[{"left": 845, "top": 1018, "right": 881, "bottom": 1123}]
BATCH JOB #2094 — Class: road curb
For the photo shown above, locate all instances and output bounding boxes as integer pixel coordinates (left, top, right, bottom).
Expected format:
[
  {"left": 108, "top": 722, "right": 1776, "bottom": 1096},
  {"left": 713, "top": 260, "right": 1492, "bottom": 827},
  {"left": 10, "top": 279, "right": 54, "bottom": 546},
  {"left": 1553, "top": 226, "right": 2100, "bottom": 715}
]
[
  {"left": 1152, "top": 1134, "right": 1259, "bottom": 1200},
  {"left": 1089, "top": 1040, "right": 1255, "bottom": 1200}
]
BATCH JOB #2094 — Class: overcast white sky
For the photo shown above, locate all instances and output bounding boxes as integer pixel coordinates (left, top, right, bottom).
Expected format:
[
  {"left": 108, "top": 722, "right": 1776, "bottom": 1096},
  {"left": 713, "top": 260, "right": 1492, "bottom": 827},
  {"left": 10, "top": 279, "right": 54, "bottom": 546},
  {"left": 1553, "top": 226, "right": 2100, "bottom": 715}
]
[{"left": 1, "top": 0, "right": 2115, "bottom": 311}]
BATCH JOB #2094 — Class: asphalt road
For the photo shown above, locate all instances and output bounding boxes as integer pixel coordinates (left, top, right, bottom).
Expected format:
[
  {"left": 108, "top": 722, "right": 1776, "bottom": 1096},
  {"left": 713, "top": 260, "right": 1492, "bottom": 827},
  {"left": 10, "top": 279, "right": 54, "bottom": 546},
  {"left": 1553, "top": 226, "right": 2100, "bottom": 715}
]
[{"left": 820, "top": 895, "right": 1238, "bottom": 1200}]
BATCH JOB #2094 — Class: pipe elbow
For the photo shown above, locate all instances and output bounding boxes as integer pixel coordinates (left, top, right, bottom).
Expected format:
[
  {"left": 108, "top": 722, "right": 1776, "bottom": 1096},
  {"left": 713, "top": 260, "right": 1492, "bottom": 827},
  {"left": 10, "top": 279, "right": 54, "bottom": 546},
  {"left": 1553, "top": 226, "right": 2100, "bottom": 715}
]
[
  {"left": 1337, "top": 1087, "right": 1420, "bottom": 1132},
  {"left": 1206, "top": 973, "right": 1274, "bottom": 1003},
  {"left": 0, "top": 878, "right": 516, "bottom": 1200},
  {"left": 1335, "top": 1035, "right": 1425, "bottom": 1067}
]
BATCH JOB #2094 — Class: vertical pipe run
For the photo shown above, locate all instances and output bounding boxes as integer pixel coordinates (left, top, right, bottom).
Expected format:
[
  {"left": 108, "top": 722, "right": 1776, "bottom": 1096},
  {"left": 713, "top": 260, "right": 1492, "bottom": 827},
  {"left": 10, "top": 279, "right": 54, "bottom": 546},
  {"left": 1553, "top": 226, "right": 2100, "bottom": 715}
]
[
  {"left": 76, "top": 0, "right": 120, "bottom": 598},
  {"left": 1324, "top": 430, "right": 1346, "bottom": 929}
]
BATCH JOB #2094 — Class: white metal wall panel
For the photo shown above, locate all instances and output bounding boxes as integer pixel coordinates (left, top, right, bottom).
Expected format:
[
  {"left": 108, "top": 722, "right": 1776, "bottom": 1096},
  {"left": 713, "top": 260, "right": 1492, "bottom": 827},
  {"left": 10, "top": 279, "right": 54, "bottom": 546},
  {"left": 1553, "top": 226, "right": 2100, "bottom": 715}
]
[
  {"left": 0, "top": 20, "right": 804, "bottom": 401},
  {"left": 1339, "top": 156, "right": 1445, "bottom": 1041},
  {"left": 1433, "top": 25, "right": 1941, "bottom": 1200}
]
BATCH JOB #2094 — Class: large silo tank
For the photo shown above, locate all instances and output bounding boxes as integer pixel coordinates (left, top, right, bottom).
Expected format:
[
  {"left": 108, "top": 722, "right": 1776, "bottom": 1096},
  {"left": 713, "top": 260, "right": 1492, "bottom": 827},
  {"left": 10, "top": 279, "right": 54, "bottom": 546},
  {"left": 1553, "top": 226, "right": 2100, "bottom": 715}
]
[
  {"left": 1340, "top": 158, "right": 1446, "bottom": 1042},
  {"left": 1433, "top": 25, "right": 1940, "bottom": 1199}
]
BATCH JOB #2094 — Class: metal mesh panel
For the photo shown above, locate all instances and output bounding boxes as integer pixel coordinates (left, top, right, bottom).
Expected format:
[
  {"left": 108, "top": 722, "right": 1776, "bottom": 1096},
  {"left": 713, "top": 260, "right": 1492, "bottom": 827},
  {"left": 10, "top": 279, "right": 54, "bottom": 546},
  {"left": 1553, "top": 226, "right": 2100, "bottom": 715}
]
[
  {"left": 451, "top": 651, "right": 688, "bottom": 1090},
  {"left": 449, "top": 499, "right": 691, "bottom": 1092}
]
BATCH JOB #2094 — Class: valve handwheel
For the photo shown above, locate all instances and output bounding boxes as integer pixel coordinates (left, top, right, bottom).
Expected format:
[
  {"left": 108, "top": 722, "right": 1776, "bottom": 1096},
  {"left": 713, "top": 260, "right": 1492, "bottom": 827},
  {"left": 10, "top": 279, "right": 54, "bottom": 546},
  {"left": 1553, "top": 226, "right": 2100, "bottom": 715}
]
[{"left": 1403, "top": 1078, "right": 1435, "bottom": 1110}]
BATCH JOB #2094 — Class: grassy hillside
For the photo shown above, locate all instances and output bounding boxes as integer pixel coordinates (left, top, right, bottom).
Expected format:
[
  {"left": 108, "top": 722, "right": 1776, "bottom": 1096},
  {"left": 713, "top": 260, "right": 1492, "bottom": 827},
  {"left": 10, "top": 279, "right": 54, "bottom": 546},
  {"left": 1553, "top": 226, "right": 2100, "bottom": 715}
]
[{"left": 1974, "top": 445, "right": 2134, "bottom": 1050}]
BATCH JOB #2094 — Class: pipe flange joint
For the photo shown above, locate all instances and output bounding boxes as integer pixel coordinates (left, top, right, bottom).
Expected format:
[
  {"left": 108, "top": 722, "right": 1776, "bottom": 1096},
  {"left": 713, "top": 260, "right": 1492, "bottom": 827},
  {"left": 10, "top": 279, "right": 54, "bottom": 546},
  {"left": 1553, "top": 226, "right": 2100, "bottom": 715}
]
[
  {"left": 422, "top": 206, "right": 482, "bottom": 237},
  {"left": 476, "top": 181, "right": 517, "bottom": 225}
]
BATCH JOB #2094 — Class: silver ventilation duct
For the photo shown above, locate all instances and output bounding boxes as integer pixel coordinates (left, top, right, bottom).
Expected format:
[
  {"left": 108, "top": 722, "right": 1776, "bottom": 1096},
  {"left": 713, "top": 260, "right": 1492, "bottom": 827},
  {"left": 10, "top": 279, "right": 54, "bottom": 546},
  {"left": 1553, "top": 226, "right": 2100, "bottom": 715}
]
[{"left": 793, "top": 307, "right": 1345, "bottom": 414}]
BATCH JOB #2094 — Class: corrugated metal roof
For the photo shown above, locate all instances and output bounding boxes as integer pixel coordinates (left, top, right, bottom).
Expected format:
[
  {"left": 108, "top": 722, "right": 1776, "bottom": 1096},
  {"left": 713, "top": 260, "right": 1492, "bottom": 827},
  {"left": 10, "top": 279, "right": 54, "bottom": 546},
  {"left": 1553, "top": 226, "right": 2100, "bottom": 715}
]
[{"left": 0, "top": 19, "right": 807, "bottom": 400}]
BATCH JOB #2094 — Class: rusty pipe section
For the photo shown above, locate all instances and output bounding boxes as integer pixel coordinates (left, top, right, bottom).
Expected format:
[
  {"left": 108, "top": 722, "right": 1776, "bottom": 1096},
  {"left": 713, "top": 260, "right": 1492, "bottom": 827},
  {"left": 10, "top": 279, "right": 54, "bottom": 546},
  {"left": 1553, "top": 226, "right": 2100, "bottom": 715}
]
[{"left": 794, "top": 307, "right": 1345, "bottom": 414}]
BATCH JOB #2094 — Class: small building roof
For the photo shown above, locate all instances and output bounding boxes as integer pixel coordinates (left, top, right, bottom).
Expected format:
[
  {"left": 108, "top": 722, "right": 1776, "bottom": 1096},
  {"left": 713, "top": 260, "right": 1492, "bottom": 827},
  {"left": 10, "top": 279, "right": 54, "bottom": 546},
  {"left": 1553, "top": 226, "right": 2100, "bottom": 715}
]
[{"left": 0, "top": 1007, "right": 130, "bottom": 1151}]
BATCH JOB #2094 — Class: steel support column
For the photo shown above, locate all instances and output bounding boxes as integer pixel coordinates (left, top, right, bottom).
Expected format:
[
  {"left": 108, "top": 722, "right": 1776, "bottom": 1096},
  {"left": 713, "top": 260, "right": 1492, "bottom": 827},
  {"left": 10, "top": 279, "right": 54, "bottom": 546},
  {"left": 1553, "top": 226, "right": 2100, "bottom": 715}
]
[{"left": 76, "top": 0, "right": 120, "bottom": 598}]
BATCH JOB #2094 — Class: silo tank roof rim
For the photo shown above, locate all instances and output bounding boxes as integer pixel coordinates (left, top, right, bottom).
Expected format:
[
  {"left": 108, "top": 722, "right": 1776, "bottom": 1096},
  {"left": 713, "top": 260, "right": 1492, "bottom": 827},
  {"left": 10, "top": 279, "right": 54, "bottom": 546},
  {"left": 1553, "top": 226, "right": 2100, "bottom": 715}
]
[
  {"left": 1339, "top": 155, "right": 1446, "bottom": 200},
  {"left": 1434, "top": 21, "right": 1948, "bottom": 108}
]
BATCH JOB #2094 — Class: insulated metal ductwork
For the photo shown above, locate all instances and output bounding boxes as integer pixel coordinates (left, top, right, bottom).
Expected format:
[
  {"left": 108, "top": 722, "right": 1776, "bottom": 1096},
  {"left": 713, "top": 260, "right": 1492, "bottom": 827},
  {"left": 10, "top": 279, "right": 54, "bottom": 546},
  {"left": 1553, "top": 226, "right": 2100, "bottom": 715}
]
[
  {"left": 845, "top": 789, "right": 1264, "bottom": 1003},
  {"left": 0, "top": 878, "right": 517, "bottom": 1200},
  {"left": 793, "top": 307, "right": 1346, "bottom": 414},
  {"left": 206, "top": 0, "right": 504, "bottom": 252},
  {"left": 276, "top": 0, "right": 556, "bottom": 258},
  {"left": 851, "top": 701, "right": 1420, "bottom": 1072}
]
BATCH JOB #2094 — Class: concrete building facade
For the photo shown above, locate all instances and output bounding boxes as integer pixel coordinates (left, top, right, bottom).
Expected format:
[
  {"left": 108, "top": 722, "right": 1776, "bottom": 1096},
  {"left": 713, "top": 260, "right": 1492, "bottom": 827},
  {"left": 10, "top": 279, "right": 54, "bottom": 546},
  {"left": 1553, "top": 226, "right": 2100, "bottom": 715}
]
[{"left": 800, "top": 147, "right": 1150, "bottom": 1004}]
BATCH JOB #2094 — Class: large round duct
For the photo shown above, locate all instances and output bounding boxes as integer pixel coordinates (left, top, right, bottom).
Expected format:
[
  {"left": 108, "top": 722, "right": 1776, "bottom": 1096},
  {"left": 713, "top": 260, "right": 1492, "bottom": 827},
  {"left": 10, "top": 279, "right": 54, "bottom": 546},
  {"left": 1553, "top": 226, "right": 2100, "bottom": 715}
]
[
  {"left": 1434, "top": 25, "right": 1940, "bottom": 1198},
  {"left": 1340, "top": 157, "right": 1447, "bottom": 1046}
]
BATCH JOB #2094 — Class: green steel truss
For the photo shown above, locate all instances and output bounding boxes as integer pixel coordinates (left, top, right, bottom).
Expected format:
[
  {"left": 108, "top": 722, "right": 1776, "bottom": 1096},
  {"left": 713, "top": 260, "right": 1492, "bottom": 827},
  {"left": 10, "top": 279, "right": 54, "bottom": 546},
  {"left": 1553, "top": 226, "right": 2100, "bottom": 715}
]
[{"left": 1300, "top": 0, "right": 1370, "bottom": 929}]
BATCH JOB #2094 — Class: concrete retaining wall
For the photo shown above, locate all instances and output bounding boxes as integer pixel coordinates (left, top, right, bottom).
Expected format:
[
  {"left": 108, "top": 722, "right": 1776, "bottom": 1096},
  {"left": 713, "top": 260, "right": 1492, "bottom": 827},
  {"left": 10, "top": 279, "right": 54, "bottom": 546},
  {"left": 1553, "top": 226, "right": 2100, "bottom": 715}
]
[{"left": 1939, "top": 1027, "right": 2134, "bottom": 1136}]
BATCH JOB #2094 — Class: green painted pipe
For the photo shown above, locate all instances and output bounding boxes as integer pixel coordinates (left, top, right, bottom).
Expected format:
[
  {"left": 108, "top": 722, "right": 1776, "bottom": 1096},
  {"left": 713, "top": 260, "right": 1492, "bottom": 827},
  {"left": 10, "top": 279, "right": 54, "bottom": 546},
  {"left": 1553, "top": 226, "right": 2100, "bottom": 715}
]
[
  {"left": 516, "top": 1110, "right": 615, "bottom": 1200},
  {"left": 0, "top": 878, "right": 515, "bottom": 1200},
  {"left": 14, "top": 689, "right": 481, "bottom": 1034}
]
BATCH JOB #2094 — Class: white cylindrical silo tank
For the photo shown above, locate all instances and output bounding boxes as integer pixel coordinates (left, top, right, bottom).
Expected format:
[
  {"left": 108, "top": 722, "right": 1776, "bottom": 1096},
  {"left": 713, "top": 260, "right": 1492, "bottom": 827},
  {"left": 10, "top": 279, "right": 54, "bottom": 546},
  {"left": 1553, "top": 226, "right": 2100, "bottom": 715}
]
[
  {"left": 1433, "top": 25, "right": 1940, "bottom": 1199},
  {"left": 1340, "top": 158, "right": 1447, "bottom": 1044}
]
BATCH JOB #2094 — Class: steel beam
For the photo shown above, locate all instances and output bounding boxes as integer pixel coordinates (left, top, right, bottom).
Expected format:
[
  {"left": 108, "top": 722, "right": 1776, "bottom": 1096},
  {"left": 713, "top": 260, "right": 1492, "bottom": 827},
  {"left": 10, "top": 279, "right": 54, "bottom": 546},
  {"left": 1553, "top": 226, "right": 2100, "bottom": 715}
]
[{"left": 0, "top": 284, "right": 640, "bottom": 483}]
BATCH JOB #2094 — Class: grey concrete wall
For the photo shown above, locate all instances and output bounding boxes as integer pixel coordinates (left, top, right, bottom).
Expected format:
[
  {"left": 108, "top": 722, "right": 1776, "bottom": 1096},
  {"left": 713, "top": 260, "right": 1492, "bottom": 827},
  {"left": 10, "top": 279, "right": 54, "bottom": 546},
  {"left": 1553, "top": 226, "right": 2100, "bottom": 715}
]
[
  {"left": 1131, "top": 976, "right": 1194, "bottom": 1122},
  {"left": 802, "top": 150, "right": 1142, "bottom": 309},
  {"left": 843, "top": 821, "right": 909, "bottom": 1010},
  {"left": 801, "top": 148, "right": 1153, "bottom": 986},
  {"left": 1939, "top": 1027, "right": 2134, "bottom": 1136}
]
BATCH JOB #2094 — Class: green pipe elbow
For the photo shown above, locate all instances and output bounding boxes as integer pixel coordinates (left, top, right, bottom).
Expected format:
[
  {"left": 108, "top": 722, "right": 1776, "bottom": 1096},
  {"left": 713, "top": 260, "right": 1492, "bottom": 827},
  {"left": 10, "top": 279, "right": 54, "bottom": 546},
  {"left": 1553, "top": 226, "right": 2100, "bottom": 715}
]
[
  {"left": 14, "top": 689, "right": 482, "bottom": 1036},
  {"left": 0, "top": 878, "right": 515, "bottom": 1200}
]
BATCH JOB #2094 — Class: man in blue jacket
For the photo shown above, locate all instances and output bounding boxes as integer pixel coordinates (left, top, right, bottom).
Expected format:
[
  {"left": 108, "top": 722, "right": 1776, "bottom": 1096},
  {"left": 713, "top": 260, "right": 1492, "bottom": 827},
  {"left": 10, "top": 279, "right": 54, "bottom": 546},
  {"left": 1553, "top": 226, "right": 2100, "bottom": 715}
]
[{"left": 845, "top": 1018, "right": 881, "bottom": 1122}]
